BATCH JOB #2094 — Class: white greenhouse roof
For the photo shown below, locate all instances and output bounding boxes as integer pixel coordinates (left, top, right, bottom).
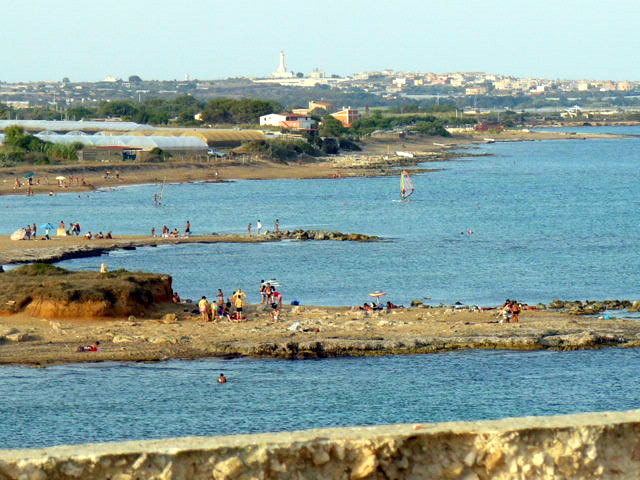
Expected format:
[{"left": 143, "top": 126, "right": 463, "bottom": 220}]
[
  {"left": 32, "top": 134, "right": 207, "bottom": 151},
  {"left": 0, "top": 120, "right": 153, "bottom": 132}
]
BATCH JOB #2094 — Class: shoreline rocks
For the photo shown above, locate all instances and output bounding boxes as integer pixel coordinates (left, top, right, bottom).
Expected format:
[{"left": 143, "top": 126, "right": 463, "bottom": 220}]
[{"left": 0, "top": 230, "right": 379, "bottom": 265}]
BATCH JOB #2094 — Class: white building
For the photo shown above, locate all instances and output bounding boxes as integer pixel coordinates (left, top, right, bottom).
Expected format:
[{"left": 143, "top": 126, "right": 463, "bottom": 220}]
[{"left": 259, "top": 113, "right": 316, "bottom": 130}]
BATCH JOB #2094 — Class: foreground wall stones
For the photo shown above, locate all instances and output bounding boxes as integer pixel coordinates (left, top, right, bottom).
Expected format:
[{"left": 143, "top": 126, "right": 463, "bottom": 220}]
[{"left": 2, "top": 410, "right": 640, "bottom": 479}]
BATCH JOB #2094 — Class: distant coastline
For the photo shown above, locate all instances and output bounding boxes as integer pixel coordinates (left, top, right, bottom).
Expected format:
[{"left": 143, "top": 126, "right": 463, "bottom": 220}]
[{"left": 0, "top": 129, "right": 628, "bottom": 198}]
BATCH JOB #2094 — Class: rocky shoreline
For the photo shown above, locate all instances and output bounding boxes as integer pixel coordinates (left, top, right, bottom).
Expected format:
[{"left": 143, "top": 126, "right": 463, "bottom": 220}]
[
  {"left": 2, "top": 301, "right": 640, "bottom": 366},
  {"left": 0, "top": 230, "right": 379, "bottom": 265}
]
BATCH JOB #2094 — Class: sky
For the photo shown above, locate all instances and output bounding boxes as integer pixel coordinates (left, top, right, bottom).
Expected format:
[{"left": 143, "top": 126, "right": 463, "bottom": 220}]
[{"left": 2, "top": 0, "right": 639, "bottom": 82}]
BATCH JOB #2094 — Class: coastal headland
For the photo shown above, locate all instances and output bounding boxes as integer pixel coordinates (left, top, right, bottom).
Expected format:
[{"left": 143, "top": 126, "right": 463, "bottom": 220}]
[{"left": 1, "top": 409, "right": 640, "bottom": 479}]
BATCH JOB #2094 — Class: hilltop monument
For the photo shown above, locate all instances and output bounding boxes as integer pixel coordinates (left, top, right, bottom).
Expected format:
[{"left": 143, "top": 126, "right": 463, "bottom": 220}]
[{"left": 273, "top": 51, "right": 294, "bottom": 78}]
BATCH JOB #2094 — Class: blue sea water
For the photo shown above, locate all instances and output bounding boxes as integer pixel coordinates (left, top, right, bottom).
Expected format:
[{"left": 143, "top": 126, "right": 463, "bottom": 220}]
[
  {"left": 2, "top": 348, "right": 640, "bottom": 449},
  {"left": 3, "top": 128, "right": 640, "bottom": 306},
  {"left": 2, "top": 128, "right": 640, "bottom": 450}
]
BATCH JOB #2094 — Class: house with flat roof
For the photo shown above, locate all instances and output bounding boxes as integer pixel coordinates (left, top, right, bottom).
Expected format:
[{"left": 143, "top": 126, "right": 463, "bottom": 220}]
[
  {"left": 330, "top": 107, "right": 360, "bottom": 128},
  {"left": 259, "top": 113, "right": 316, "bottom": 131}
]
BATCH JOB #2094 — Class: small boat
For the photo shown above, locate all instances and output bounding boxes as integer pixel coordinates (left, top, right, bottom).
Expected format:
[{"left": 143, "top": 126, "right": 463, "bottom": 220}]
[
  {"left": 400, "top": 170, "right": 415, "bottom": 200},
  {"left": 483, "top": 138, "right": 496, "bottom": 143},
  {"left": 396, "top": 151, "right": 414, "bottom": 158}
]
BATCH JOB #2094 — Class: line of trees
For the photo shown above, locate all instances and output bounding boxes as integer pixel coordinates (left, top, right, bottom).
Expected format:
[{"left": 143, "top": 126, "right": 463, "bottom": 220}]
[
  {"left": 65, "top": 96, "right": 282, "bottom": 126},
  {"left": 349, "top": 111, "right": 451, "bottom": 137}
]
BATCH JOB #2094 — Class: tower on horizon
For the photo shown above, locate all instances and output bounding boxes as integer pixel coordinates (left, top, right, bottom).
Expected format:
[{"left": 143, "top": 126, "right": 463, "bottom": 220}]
[
  {"left": 277, "top": 51, "right": 287, "bottom": 74},
  {"left": 273, "top": 50, "right": 294, "bottom": 78}
]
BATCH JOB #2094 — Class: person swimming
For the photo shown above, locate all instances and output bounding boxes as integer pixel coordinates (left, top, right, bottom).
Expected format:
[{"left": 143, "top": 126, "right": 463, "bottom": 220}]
[{"left": 218, "top": 373, "right": 227, "bottom": 383}]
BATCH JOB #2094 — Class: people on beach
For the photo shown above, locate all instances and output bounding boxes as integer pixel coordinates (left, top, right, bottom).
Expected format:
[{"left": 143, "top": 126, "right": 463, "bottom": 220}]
[
  {"left": 210, "top": 299, "right": 220, "bottom": 321},
  {"left": 172, "top": 292, "right": 181, "bottom": 303},
  {"left": 510, "top": 300, "right": 521, "bottom": 323},
  {"left": 199, "top": 296, "right": 211, "bottom": 322},
  {"left": 260, "top": 280, "right": 267, "bottom": 304},
  {"left": 500, "top": 300, "right": 513, "bottom": 323},
  {"left": 273, "top": 289, "right": 283, "bottom": 308},
  {"left": 151, "top": 227, "right": 156, "bottom": 237},
  {"left": 185, "top": 220, "right": 191, "bottom": 237},
  {"left": 77, "top": 341, "right": 100, "bottom": 352},
  {"left": 218, "top": 373, "right": 227, "bottom": 383},
  {"left": 256, "top": 219, "right": 262, "bottom": 234},
  {"left": 232, "top": 289, "right": 246, "bottom": 321},
  {"left": 264, "top": 283, "right": 274, "bottom": 304},
  {"left": 275, "top": 219, "right": 280, "bottom": 233},
  {"left": 271, "top": 303, "right": 280, "bottom": 322},
  {"left": 247, "top": 223, "right": 252, "bottom": 236}
]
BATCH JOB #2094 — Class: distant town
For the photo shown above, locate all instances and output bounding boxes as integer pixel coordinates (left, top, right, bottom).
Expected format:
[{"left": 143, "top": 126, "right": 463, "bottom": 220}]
[{"left": 2, "top": 51, "right": 640, "bottom": 117}]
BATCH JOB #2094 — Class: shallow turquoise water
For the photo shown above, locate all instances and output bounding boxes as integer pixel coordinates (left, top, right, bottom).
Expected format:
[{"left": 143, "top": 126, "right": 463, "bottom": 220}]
[
  {"left": 5, "top": 128, "right": 637, "bottom": 307},
  {"left": 2, "top": 349, "right": 640, "bottom": 449}
]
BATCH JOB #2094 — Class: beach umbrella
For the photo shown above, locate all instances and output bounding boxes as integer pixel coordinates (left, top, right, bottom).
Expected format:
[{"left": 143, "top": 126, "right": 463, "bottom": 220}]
[
  {"left": 368, "top": 291, "right": 387, "bottom": 305},
  {"left": 55, "top": 175, "right": 66, "bottom": 181},
  {"left": 40, "top": 223, "right": 56, "bottom": 230},
  {"left": 368, "top": 291, "right": 387, "bottom": 298},
  {"left": 23, "top": 172, "right": 35, "bottom": 179}
]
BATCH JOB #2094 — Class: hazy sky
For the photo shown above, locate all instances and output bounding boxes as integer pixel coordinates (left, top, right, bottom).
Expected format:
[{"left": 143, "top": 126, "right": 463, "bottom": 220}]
[{"left": 3, "top": 0, "right": 639, "bottom": 82}]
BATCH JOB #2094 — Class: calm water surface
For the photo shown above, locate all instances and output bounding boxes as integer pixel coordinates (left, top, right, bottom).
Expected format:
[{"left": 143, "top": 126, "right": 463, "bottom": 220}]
[
  {"left": 2, "top": 129, "right": 636, "bottom": 306},
  {"left": 2, "top": 128, "right": 640, "bottom": 449},
  {"left": 2, "top": 348, "right": 640, "bottom": 449}
]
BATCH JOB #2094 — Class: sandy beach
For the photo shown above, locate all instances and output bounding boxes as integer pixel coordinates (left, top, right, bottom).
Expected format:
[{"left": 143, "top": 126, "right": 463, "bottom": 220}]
[{"left": 0, "top": 130, "right": 625, "bottom": 197}]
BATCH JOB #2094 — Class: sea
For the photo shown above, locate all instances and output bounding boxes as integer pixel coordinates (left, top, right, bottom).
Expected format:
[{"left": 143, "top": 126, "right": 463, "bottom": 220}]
[{"left": 1, "top": 126, "right": 640, "bottom": 448}]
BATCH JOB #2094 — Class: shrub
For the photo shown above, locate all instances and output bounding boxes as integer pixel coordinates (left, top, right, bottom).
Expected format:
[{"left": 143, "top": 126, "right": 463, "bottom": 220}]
[{"left": 9, "top": 264, "right": 69, "bottom": 276}]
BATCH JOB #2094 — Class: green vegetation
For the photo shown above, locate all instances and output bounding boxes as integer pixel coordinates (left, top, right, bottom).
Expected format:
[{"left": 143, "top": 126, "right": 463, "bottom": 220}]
[
  {"left": 350, "top": 111, "right": 451, "bottom": 137},
  {"left": 9, "top": 264, "right": 69, "bottom": 276},
  {"left": 60, "top": 96, "right": 282, "bottom": 126},
  {"left": 200, "top": 98, "right": 282, "bottom": 124},
  {"left": 0, "top": 126, "right": 83, "bottom": 165},
  {"left": 97, "top": 95, "right": 206, "bottom": 125},
  {"left": 240, "top": 139, "right": 320, "bottom": 161},
  {"left": 319, "top": 115, "right": 349, "bottom": 137}
]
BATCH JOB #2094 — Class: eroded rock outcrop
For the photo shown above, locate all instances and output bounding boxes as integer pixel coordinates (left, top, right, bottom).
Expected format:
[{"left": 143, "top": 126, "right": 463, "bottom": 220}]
[{"left": 0, "top": 264, "right": 172, "bottom": 319}]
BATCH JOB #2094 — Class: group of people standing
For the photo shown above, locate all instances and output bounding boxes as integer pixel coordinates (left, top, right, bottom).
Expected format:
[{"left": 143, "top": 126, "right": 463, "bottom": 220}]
[
  {"left": 152, "top": 221, "right": 191, "bottom": 238},
  {"left": 499, "top": 299, "right": 522, "bottom": 323},
  {"left": 248, "top": 219, "right": 280, "bottom": 236},
  {"left": 193, "top": 281, "right": 285, "bottom": 323},
  {"left": 260, "top": 281, "right": 284, "bottom": 321},
  {"left": 20, "top": 223, "right": 39, "bottom": 240},
  {"left": 198, "top": 288, "right": 247, "bottom": 322}
]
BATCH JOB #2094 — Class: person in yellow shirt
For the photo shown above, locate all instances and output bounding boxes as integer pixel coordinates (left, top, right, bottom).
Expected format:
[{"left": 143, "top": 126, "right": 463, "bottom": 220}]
[
  {"left": 233, "top": 289, "right": 246, "bottom": 321},
  {"left": 198, "top": 296, "right": 210, "bottom": 322},
  {"left": 210, "top": 300, "right": 219, "bottom": 322}
]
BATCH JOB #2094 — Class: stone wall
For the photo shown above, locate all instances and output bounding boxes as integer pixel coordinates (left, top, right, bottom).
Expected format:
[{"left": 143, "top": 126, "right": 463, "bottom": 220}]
[{"left": 1, "top": 410, "right": 640, "bottom": 479}]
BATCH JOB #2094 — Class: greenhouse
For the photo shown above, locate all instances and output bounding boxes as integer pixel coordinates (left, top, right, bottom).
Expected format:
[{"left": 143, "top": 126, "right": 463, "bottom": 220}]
[
  {"left": 0, "top": 120, "right": 153, "bottom": 133},
  {"left": 34, "top": 134, "right": 207, "bottom": 153},
  {"left": 0, "top": 133, "right": 207, "bottom": 154}
]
